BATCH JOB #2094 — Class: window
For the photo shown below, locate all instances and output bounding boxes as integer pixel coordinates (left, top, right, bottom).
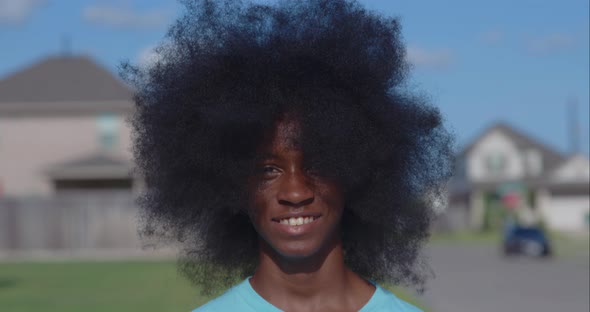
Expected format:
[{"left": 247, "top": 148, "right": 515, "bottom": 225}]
[
  {"left": 97, "top": 113, "right": 118, "bottom": 150},
  {"left": 486, "top": 152, "right": 507, "bottom": 175}
]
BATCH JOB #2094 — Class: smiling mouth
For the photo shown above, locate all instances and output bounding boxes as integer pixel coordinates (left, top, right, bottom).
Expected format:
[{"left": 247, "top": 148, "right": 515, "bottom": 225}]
[{"left": 273, "top": 216, "right": 321, "bottom": 226}]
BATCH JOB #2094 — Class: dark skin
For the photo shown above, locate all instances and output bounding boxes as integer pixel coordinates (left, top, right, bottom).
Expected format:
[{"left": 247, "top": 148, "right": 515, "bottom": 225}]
[{"left": 248, "top": 118, "right": 375, "bottom": 312}]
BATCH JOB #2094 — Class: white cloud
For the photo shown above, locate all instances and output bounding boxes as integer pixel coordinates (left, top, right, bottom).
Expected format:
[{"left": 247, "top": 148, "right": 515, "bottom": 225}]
[
  {"left": 406, "top": 46, "right": 455, "bottom": 70},
  {"left": 527, "top": 33, "right": 576, "bottom": 55},
  {"left": 0, "top": 0, "right": 46, "bottom": 24},
  {"left": 83, "top": 5, "right": 172, "bottom": 29},
  {"left": 480, "top": 30, "right": 504, "bottom": 45}
]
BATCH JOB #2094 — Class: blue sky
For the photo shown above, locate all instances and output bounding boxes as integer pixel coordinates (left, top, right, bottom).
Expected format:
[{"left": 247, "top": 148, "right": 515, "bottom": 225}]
[{"left": 1, "top": 0, "right": 589, "bottom": 155}]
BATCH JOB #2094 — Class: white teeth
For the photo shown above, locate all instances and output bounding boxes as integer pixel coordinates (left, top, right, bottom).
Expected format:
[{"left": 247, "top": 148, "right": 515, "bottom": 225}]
[{"left": 279, "top": 216, "right": 316, "bottom": 226}]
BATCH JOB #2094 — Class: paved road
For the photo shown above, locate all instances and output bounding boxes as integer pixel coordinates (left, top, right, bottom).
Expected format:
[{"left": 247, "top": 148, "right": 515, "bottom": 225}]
[{"left": 420, "top": 244, "right": 589, "bottom": 312}]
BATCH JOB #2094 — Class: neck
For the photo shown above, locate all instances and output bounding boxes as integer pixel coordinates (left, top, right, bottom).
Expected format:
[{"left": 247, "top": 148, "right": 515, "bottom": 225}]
[
  {"left": 249, "top": 237, "right": 375, "bottom": 312},
  {"left": 252, "top": 238, "right": 349, "bottom": 298}
]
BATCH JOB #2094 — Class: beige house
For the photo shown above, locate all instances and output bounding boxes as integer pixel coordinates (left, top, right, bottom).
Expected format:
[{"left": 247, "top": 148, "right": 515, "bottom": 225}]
[
  {"left": 0, "top": 55, "right": 146, "bottom": 254},
  {"left": 445, "top": 123, "right": 590, "bottom": 233},
  {"left": 0, "top": 55, "right": 135, "bottom": 198}
]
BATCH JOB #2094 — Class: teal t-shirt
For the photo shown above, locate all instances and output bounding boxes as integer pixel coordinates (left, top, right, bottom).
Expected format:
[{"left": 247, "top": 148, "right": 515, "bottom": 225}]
[{"left": 193, "top": 278, "right": 422, "bottom": 312}]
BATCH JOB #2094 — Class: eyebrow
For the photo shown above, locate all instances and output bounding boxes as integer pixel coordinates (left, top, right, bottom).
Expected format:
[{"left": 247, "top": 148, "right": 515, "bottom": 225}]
[{"left": 255, "top": 153, "right": 279, "bottom": 161}]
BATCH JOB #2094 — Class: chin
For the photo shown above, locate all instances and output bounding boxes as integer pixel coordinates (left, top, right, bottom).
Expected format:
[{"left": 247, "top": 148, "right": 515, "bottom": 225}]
[
  {"left": 272, "top": 240, "right": 328, "bottom": 260},
  {"left": 279, "top": 250, "right": 315, "bottom": 260},
  {"left": 277, "top": 245, "right": 314, "bottom": 258}
]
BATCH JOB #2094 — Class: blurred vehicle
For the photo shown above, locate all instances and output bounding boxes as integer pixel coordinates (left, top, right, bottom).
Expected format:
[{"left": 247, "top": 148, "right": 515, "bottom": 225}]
[{"left": 503, "top": 225, "right": 552, "bottom": 257}]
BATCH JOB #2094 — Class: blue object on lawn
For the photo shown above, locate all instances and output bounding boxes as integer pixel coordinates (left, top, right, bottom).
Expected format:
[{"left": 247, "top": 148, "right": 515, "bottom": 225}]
[{"left": 503, "top": 225, "right": 552, "bottom": 257}]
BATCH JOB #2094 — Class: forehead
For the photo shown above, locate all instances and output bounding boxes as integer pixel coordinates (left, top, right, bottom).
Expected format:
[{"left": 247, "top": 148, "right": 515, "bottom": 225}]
[{"left": 262, "top": 118, "right": 302, "bottom": 153}]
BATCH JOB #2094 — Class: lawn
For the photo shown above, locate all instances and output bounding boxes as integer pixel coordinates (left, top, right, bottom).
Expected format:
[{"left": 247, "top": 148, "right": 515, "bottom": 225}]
[
  {"left": 0, "top": 260, "right": 428, "bottom": 312},
  {"left": 0, "top": 261, "right": 203, "bottom": 312},
  {"left": 431, "top": 229, "right": 590, "bottom": 259}
]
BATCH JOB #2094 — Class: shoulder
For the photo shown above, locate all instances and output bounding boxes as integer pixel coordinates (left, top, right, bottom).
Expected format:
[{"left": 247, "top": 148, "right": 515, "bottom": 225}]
[
  {"left": 192, "top": 278, "right": 280, "bottom": 312},
  {"left": 361, "top": 284, "right": 423, "bottom": 312},
  {"left": 192, "top": 281, "right": 246, "bottom": 312}
]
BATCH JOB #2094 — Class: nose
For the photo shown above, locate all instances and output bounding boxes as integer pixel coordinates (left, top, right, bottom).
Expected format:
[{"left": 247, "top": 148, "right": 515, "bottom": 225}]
[{"left": 277, "top": 172, "right": 314, "bottom": 208}]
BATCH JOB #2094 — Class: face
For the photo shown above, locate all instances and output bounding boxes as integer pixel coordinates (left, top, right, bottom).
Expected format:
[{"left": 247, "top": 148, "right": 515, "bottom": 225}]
[{"left": 248, "top": 118, "right": 344, "bottom": 259}]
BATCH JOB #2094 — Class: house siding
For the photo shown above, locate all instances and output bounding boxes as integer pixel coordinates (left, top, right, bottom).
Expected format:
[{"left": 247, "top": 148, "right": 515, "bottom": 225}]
[
  {"left": 541, "top": 195, "right": 590, "bottom": 231},
  {"left": 0, "top": 114, "right": 132, "bottom": 197}
]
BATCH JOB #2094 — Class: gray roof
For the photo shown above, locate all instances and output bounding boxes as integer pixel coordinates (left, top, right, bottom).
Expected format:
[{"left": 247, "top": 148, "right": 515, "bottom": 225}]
[
  {"left": 0, "top": 55, "right": 133, "bottom": 115},
  {"left": 45, "top": 152, "right": 133, "bottom": 180},
  {"left": 459, "top": 122, "right": 566, "bottom": 172}
]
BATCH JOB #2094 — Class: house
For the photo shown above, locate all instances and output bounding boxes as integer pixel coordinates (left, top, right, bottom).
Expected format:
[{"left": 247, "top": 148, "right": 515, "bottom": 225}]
[
  {"left": 0, "top": 55, "right": 145, "bottom": 253},
  {"left": 444, "top": 122, "right": 590, "bottom": 233},
  {"left": 0, "top": 55, "right": 136, "bottom": 197}
]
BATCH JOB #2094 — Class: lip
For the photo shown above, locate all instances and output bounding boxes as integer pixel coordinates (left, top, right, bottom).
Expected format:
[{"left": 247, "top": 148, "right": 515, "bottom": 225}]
[
  {"left": 271, "top": 213, "right": 322, "bottom": 236},
  {"left": 271, "top": 211, "right": 322, "bottom": 222}
]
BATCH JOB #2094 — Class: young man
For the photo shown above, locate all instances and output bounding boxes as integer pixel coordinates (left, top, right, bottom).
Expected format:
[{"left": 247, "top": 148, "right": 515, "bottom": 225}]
[{"left": 122, "top": 0, "right": 454, "bottom": 311}]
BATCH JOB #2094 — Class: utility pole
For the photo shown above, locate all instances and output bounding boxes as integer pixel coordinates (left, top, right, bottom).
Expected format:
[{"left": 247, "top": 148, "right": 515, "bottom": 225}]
[
  {"left": 567, "top": 96, "right": 580, "bottom": 155},
  {"left": 61, "top": 34, "right": 72, "bottom": 57}
]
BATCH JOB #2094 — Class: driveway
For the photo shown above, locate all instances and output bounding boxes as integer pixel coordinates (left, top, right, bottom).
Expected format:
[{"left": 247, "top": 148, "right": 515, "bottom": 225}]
[{"left": 421, "top": 243, "right": 589, "bottom": 312}]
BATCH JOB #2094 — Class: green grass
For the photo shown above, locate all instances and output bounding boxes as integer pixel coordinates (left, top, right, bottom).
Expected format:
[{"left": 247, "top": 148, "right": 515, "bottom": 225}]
[
  {"left": 548, "top": 231, "right": 590, "bottom": 259},
  {"left": 0, "top": 261, "right": 207, "bottom": 312},
  {"left": 0, "top": 260, "right": 428, "bottom": 312},
  {"left": 430, "top": 229, "right": 589, "bottom": 261}
]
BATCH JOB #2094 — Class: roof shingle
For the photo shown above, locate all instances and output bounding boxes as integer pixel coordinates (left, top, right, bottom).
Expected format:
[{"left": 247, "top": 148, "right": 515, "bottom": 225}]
[{"left": 0, "top": 55, "right": 133, "bottom": 103}]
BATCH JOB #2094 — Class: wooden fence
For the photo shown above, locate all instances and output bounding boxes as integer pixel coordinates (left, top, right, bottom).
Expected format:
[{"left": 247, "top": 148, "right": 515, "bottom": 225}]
[{"left": 0, "top": 192, "right": 143, "bottom": 255}]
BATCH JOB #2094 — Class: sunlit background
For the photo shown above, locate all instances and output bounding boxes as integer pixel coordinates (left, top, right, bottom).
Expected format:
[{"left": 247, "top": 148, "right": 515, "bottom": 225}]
[{"left": 1, "top": 1, "right": 588, "bottom": 311}]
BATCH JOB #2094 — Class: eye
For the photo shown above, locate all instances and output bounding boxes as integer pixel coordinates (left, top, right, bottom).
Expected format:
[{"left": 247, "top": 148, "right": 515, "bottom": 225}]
[
  {"left": 263, "top": 166, "right": 279, "bottom": 173},
  {"left": 259, "top": 165, "right": 281, "bottom": 178}
]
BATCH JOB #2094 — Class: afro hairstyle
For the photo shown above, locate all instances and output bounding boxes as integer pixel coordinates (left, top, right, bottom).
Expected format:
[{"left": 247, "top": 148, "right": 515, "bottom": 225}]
[{"left": 121, "top": 0, "right": 454, "bottom": 293}]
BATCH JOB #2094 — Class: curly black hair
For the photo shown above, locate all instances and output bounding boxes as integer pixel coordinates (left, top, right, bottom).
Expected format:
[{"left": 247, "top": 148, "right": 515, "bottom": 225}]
[{"left": 121, "top": 0, "right": 454, "bottom": 294}]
